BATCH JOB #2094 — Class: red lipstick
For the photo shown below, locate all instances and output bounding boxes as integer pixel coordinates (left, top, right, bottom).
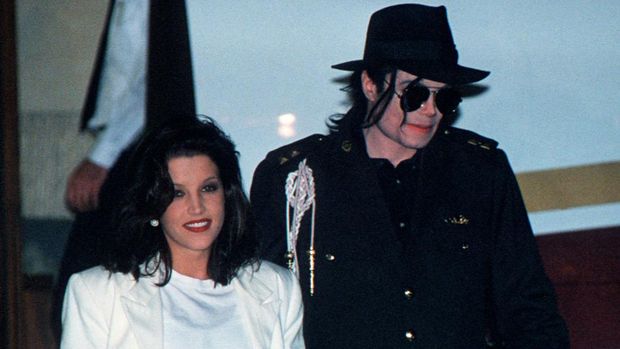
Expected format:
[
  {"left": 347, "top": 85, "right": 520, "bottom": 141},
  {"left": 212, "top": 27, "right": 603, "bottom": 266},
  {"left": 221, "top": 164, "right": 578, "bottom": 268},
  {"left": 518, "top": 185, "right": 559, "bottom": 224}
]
[{"left": 183, "top": 219, "right": 211, "bottom": 233}]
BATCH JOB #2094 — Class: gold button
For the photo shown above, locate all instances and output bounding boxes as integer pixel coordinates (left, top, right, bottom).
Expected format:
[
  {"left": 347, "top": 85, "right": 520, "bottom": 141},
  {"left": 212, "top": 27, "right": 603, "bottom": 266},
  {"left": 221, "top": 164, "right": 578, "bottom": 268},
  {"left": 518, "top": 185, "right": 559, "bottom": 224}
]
[
  {"left": 404, "top": 288, "right": 414, "bottom": 299},
  {"left": 405, "top": 329, "right": 415, "bottom": 341},
  {"left": 325, "top": 254, "right": 335, "bottom": 261}
]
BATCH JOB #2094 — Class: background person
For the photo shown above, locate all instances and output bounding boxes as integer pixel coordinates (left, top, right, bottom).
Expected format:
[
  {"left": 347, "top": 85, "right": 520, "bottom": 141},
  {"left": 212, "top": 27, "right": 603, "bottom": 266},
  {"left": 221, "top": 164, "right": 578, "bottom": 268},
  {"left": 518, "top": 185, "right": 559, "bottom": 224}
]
[
  {"left": 251, "top": 4, "right": 568, "bottom": 348},
  {"left": 61, "top": 117, "right": 304, "bottom": 348},
  {"left": 54, "top": 0, "right": 195, "bottom": 338}
]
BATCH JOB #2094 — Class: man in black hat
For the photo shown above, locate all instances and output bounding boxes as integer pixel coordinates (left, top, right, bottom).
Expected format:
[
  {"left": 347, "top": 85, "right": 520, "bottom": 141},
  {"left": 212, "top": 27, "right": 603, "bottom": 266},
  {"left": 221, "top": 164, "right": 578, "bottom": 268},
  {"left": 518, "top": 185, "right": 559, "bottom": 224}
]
[{"left": 251, "top": 4, "right": 569, "bottom": 348}]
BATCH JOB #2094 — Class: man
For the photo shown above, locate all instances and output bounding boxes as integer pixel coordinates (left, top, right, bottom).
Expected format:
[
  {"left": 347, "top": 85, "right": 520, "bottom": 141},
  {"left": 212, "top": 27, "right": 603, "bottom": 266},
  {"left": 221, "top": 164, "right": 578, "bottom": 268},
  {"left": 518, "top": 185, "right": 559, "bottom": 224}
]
[
  {"left": 53, "top": 0, "right": 195, "bottom": 339},
  {"left": 251, "top": 4, "right": 569, "bottom": 348}
]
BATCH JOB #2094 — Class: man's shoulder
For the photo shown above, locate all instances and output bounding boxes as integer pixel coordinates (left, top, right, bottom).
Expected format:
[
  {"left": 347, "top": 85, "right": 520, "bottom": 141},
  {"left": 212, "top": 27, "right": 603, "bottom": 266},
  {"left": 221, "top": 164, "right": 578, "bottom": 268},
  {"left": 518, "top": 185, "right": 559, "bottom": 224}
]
[
  {"left": 433, "top": 126, "right": 511, "bottom": 173},
  {"left": 259, "top": 133, "right": 329, "bottom": 169},
  {"left": 437, "top": 126, "right": 499, "bottom": 152}
]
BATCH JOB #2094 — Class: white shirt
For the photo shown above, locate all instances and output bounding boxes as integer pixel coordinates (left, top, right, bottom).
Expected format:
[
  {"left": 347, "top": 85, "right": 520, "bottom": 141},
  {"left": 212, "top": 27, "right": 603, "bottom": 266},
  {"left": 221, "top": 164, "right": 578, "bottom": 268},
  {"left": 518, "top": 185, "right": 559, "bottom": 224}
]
[
  {"left": 86, "top": 0, "right": 148, "bottom": 169},
  {"left": 161, "top": 270, "right": 254, "bottom": 349}
]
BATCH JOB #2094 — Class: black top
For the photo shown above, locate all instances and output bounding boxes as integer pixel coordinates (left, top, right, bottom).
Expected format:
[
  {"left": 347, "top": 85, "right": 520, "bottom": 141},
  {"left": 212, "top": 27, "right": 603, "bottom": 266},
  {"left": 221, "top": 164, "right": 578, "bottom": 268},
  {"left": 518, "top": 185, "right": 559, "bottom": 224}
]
[{"left": 372, "top": 154, "right": 419, "bottom": 245}]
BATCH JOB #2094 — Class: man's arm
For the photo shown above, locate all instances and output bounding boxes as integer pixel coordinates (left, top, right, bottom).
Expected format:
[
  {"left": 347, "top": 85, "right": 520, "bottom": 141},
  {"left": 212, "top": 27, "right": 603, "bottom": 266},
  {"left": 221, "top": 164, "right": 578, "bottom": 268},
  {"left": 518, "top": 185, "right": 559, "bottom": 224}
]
[
  {"left": 65, "top": 0, "right": 148, "bottom": 213},
  {"left": 490, "top": 151, "right": 569, "bottom": 348},
  {"left": 250, "top": 135, "right": 326, "bottom": 265},
  {"left": 65, "top": 160, "right": 109, "bottom": 213},
  {"left": 250, "top": 157, "right": 289, "bottom": 265}
]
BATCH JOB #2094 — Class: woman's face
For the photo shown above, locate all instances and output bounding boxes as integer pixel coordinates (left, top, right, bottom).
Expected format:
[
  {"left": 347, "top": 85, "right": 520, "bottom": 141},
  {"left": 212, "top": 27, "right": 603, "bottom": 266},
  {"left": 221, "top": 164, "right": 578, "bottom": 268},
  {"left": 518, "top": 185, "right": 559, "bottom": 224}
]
[{"left": 160, "top": 154, "right": 225, "bottom": 262}]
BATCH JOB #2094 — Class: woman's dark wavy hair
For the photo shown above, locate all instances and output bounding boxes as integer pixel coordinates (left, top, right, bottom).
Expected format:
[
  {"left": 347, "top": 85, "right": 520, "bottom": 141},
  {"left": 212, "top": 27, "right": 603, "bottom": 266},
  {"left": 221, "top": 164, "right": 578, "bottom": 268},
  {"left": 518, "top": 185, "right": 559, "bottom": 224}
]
[
  {"left": 327, "top": 65, "right": 398, "bottom": 134},
  {"left": 104, "top": 115, "right": 258, "bottom": 286}
]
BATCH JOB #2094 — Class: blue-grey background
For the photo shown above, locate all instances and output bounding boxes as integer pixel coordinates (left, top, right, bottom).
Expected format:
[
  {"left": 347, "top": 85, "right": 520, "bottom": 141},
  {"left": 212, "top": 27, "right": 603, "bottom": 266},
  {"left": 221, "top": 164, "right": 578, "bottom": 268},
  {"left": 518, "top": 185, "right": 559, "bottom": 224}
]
[{"left": 17, "top": 1, "right": 620, "bottom": 277}]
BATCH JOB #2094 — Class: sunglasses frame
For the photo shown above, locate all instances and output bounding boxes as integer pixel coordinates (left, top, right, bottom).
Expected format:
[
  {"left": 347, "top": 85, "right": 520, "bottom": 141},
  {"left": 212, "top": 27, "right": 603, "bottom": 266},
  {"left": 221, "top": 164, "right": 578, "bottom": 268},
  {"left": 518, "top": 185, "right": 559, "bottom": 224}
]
[{"left": 394, "top": 80, "right": 462, "bottom": 115}]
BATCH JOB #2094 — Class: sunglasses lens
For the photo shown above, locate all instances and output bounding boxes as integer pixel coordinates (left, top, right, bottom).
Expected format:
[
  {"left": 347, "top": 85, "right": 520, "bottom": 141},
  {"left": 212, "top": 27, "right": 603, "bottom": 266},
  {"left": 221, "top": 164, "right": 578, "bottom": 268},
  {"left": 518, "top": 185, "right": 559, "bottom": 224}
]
[
  {"left": 401, "top": 86, "right": 430, "bottom": 112},
  {"left": 436, "top": 88, "right": 462, "bottom": 114}
]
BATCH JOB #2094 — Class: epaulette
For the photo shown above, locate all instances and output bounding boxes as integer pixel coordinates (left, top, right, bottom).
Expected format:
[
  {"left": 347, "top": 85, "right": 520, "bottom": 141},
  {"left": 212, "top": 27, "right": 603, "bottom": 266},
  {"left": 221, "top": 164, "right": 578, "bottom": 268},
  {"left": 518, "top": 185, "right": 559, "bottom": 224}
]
[
  {"left": 266, "top": 134, "right": 326, "bottom": 166},
  {"left": 440, "top": 126, "right": 499, "bottom": 151}
]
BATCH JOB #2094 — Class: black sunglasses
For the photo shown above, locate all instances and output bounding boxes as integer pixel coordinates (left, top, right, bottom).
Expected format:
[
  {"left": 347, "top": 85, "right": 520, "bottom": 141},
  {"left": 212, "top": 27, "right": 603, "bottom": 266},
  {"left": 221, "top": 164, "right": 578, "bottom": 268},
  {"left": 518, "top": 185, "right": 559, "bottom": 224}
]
[{"left": 395, "top": 81, "right": 462, "bottom": 115}]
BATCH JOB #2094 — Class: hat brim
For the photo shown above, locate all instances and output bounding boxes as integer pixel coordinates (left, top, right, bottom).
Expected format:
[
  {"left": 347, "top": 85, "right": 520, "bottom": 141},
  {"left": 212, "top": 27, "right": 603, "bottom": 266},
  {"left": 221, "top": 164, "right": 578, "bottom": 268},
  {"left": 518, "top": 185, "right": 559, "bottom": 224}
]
[{"left": 332, "top": 59, "right": 489, "bottom": 85}]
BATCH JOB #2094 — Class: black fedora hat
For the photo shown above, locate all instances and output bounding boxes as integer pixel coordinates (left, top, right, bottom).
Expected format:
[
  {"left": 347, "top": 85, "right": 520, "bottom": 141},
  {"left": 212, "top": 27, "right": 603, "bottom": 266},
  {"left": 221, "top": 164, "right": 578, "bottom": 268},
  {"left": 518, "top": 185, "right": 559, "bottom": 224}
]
[{"left": 332, "top": 4, "right": 489, "bottom": 85}]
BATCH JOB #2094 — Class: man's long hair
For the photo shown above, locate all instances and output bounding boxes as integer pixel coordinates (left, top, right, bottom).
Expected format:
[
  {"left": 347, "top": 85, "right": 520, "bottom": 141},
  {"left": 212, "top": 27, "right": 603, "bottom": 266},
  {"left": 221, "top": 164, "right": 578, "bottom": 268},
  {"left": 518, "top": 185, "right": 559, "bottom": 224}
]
[{"left": 327, "top": 66, "right": 397, "bottom": 134}]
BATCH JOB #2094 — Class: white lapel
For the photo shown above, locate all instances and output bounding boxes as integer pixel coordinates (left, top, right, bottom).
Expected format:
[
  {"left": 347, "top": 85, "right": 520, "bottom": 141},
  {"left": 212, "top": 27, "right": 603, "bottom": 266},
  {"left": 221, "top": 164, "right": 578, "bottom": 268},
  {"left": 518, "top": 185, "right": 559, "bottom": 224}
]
[
  {"left": 119, "top": 269, "right": 164, "bottom": 349},
  {"left": 233, "top": 264, "right": 281, "bottom": 348}
]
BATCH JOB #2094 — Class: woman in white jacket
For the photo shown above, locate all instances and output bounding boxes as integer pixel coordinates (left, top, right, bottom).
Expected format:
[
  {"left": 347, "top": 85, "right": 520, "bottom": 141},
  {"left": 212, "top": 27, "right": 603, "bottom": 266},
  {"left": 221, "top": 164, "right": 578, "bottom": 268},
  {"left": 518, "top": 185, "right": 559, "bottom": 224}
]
[{"left": 61, "top": 116, "right": 304, "bottom": 349}]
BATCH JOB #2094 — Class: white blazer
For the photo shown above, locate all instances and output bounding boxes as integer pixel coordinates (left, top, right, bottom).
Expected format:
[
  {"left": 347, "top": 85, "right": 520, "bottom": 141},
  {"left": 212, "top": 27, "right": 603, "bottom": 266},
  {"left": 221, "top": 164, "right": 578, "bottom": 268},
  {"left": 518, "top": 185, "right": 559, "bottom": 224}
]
[{"left": 61, "top": 261, "right": 304, "bottom": 349}]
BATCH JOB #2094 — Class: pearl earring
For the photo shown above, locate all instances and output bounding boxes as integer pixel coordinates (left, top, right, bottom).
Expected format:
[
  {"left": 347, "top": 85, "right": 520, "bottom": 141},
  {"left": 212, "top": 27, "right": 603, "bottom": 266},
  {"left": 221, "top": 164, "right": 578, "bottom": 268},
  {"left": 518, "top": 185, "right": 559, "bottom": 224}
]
[{"left": 149, "top": 219, "right": 160, "bottom": 227}]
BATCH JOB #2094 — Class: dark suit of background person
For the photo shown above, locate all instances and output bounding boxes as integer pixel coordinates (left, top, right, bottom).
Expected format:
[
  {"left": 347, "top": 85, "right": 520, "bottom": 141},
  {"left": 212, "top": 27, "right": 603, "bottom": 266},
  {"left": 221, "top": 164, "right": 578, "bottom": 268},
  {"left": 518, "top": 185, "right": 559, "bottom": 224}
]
[
  {"left": 52, "top": 0, "right": 196, "bottom": 339},
  {"left": 251, "top": 4, "right": 569, "bottom": 348}
]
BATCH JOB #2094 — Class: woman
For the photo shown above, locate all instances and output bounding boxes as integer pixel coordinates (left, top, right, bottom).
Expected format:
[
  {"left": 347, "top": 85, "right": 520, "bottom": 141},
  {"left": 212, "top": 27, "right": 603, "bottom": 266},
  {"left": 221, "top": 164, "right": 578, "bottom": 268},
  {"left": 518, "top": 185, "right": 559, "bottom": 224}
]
[{"left": 61, "top": 116, "right": 304, "bottom": 348}]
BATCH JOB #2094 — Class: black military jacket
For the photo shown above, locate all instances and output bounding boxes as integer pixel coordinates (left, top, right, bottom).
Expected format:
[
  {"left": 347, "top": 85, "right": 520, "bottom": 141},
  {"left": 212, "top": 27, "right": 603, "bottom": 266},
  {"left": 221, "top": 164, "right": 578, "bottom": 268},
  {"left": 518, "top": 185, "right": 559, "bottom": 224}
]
[{"left": 250, "top": 126, "right": 568, "bottom": 349}]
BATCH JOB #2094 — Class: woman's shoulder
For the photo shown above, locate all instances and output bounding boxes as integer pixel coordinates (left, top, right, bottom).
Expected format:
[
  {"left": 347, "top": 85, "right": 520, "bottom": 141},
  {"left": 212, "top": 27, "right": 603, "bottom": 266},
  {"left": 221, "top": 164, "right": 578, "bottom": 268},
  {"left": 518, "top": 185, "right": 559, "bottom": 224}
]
[
  {"left": 68, "top": 265, "right": 137, "bottom": 294},
  {"left": 256, "top": 260, "right": 293, "bottom": 276},
  {"left": 238, "top": 261, "right": 297, "bottom": 289},
  {"left": 70, "top": 265, "right": 111, "bottom": 283}
]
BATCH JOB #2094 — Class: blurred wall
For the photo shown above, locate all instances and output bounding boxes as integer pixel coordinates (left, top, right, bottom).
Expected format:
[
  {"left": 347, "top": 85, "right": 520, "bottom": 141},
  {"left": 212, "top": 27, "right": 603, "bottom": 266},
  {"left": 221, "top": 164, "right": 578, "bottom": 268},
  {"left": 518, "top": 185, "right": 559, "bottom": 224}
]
[{"left": 18, "top": 0, "right": 106, "bottom": 219}]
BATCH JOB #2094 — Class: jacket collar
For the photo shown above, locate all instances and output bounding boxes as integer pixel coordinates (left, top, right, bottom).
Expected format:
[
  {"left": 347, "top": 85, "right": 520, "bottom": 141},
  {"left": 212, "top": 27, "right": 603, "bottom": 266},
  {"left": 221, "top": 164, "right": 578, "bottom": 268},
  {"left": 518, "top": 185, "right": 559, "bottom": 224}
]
[
  {"left": 120, "top": 265, "right": 164, "bottom": 349},
  {"left": 232, "top": 264, "right": 280, "bottom": 348},
  {"left": 120, "top": 262, "right": 281, "bottom": 349},
  {"left": 332, "top": 124, "right": 450, "bottom": 223}
]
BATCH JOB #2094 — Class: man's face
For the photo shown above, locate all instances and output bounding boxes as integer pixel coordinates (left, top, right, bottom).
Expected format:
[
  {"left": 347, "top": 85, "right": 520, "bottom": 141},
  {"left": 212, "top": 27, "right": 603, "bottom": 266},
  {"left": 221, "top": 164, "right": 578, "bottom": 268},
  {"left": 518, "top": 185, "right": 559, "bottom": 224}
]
[{"left": 363, "top": 70, "right": 447, "bottom": 164}]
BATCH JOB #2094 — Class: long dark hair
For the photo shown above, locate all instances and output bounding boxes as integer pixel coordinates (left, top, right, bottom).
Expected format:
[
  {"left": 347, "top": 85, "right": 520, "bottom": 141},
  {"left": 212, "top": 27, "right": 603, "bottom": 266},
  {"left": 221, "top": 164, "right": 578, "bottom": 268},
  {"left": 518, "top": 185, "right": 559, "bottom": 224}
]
[
  {"left": 327, "top": 65, "right": 397, "bottom": 134},
  {"left": 104, "top": 116, "right": 258, "bottom": 286}
]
